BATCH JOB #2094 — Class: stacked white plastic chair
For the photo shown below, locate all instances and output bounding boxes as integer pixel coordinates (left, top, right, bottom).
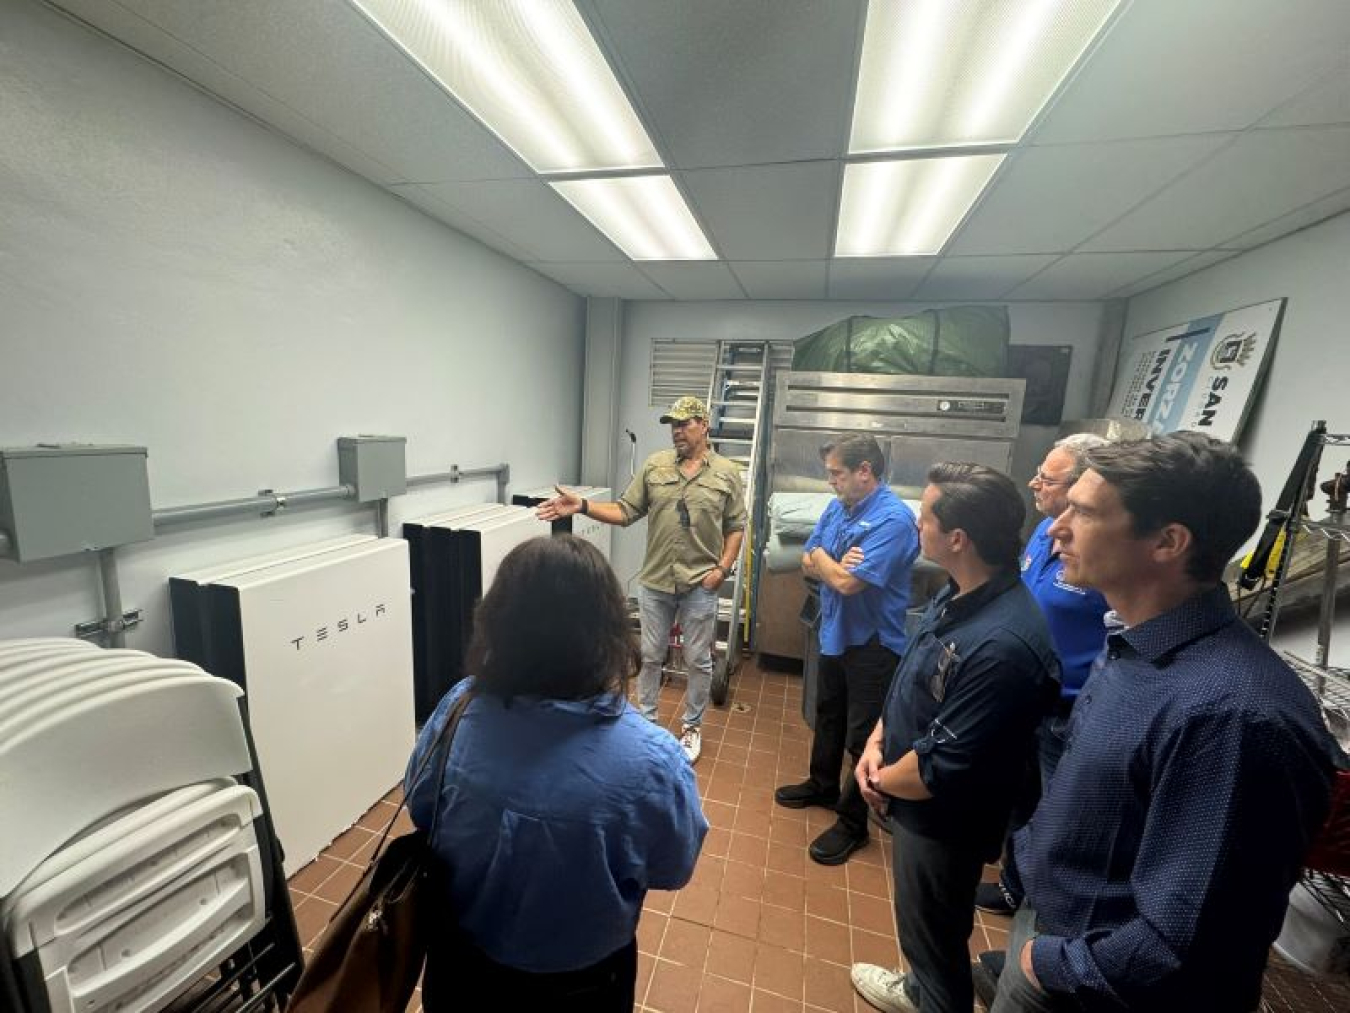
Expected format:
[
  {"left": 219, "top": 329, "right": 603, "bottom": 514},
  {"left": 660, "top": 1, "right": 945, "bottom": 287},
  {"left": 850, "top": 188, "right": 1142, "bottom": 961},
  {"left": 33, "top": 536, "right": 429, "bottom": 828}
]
[{"left": 0, "top": 638, "right": 301, "bottom": 1013}]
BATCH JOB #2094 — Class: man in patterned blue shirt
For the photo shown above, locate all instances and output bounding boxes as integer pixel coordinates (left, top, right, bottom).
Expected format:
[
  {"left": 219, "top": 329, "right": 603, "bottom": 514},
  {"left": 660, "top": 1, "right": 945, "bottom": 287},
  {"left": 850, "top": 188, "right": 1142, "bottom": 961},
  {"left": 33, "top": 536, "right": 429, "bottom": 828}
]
[
  {"left": 990, "top": 432, "right": 1341, "bottom": 1013},
  {"left": 775, "top": 434, "right": 919, "bottom": 865}
]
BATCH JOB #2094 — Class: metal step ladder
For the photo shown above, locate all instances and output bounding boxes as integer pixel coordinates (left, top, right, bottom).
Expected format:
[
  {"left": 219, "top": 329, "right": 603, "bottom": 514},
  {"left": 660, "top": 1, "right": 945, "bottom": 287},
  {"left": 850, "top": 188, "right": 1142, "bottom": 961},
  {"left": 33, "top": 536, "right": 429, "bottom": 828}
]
[{"left": 704, "top": 341, "right": 772, "bottom": 703}]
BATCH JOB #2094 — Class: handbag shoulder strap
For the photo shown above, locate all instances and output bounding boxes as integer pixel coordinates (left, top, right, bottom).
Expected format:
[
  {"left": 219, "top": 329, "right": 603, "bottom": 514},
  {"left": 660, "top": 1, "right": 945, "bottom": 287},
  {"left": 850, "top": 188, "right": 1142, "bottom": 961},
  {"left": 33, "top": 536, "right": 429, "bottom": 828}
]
[{"left": 369, "top": 688, "right": 474, "bottom": 861}]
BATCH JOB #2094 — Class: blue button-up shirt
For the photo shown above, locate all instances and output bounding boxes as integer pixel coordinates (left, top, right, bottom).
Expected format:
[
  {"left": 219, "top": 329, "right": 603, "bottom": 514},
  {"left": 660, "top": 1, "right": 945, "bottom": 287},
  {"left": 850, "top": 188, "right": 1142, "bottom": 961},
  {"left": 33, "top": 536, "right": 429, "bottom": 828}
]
[
  {"left": 405, "top": 678, "right": 708, "bottom": 972},
  {"left": 1021, "top": 517, "right": 1110, "bottom": 698},
  {"left": 1017, "top": 585, "right": 1340, "bottom": 1012},
  {"left": 883, "top": 570, "right": 1060, "bottom": 856},
  {"left": 804, "top": 485, "right": 918, "bottom": 656}
]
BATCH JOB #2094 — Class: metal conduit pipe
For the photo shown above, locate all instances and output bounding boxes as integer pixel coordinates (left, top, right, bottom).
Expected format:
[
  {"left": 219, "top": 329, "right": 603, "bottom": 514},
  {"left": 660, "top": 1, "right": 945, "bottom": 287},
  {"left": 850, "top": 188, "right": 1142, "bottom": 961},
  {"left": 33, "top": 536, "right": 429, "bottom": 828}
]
[
  {"left": 407, "top": 463, "right": 511, "bottom": 504},
  {"left": 152, "top": 485, "right": 356, "bottom": 528},
  {"left": 374, "top": 499, "right": 390, "bottom": 538},
  {"left": 0, "top": 529, "right": 12, "bottom": 560},
  {"left": 97, "top": 547, "right": 126, "bottom": 648}
]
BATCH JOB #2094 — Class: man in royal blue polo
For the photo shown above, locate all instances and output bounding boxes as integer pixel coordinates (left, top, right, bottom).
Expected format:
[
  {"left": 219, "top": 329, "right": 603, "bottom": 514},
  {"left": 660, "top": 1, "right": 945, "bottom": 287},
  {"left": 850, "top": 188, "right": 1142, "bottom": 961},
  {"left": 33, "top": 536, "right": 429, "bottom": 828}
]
[{"left": 774, "top": 434, "right": 918, "bottom": 865}]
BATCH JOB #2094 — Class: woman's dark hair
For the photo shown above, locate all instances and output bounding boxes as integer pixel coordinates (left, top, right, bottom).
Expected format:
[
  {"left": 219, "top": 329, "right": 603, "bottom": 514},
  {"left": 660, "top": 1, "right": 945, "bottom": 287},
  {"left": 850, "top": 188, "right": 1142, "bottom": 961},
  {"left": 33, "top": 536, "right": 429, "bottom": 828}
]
[
  {"left": 465, "top": 535, "right": 639, "bottom": 702},
  {"left": 1083, "top": 431, "right": 1262, "bottom": 583},
  {"left": 926, "top": 462, "right": 1025, "bottom": 569}
]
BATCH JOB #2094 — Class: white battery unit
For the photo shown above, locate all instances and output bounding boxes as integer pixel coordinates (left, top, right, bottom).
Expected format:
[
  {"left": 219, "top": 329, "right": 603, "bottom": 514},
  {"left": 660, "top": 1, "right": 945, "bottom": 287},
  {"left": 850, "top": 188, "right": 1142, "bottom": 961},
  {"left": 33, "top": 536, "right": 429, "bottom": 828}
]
[
  {"left": 195, "top": 539, "right": 415, "bottom": 874},
  {"left": 512, "top": 485, "right": 613, "bottom": 562},
  {"left": 2, "top": 780, "right": 264, "bottom": 1013},
  {"left": 170, "top": 534, "right": 378, "bottom": 669}
]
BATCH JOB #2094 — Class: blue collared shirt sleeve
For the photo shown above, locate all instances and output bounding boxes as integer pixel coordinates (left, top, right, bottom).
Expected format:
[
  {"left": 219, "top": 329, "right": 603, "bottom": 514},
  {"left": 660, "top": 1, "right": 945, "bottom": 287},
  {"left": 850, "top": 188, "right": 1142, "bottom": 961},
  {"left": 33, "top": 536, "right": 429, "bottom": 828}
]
[
  {"left": 911, "top": 638, "right": 1053, "bottom": 799},
  {"left": 803, "top": 502, "right": 833, "bottom": 554},
  {"left": 639, "top": 748, "right": 709, "bottom": 890},
  {"left": 1031, "top": 708, "right": 1326, "bottom": 1006},
  {"left": 847, "top": 512, "right": 918, "bottom": 589}
]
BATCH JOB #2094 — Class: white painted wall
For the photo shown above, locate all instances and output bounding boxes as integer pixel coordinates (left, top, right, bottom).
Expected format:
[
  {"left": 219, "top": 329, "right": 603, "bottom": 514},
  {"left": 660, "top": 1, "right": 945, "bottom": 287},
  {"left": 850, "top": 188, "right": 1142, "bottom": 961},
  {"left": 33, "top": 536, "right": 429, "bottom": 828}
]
[
  {"left": 0, "top": 0, "right": 584, "bottom": 654},
  {"left": 606, "top": 300, "right": 1106, "bottom": 590},
  {"left": 1122, "top": 211, "right": 1350, "bottom": 666}
]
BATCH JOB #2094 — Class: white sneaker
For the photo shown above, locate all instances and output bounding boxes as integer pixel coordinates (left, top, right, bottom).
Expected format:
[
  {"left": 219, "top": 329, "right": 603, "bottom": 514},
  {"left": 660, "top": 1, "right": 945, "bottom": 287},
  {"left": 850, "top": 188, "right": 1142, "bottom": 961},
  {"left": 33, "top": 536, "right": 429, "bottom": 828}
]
[
  {"left": 851, "top": 964, "right": 917, "bottom": 1013},
  {"left": 679, "top": 724, "right": 702, "bottom": 764}
]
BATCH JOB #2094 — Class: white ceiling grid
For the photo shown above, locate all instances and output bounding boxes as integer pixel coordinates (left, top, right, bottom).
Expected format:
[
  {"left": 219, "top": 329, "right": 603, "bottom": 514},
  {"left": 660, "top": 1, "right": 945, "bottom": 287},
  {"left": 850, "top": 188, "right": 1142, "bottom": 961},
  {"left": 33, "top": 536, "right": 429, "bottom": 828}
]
[{"left": 45, "top": 0, "right": 1350, "bottom": 301}]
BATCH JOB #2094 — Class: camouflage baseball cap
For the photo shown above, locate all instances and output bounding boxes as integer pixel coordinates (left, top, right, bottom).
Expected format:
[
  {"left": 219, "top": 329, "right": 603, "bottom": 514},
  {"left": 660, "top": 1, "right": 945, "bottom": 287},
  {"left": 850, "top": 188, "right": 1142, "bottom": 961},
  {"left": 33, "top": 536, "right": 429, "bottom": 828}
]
[{"left": 659, "top": 396, "right": 710, "bottom": 423}]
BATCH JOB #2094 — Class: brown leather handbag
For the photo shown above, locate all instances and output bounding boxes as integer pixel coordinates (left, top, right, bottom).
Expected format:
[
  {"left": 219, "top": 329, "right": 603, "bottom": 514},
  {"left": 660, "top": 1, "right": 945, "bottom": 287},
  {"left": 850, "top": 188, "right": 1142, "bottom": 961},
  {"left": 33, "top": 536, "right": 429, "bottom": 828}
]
[{"left": 286, "top": 692, "right": 472, "bottom": 1013}]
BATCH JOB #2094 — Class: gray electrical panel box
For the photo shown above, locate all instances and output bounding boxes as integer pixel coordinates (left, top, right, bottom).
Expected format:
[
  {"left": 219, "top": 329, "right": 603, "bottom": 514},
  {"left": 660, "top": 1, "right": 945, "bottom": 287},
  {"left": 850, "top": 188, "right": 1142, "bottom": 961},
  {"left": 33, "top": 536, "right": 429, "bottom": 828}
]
[
  {"left": 0, "top": 444, "right": 154, "bottom": 562},
  {"left": 337, "top": 435, "right": 407, "bottom": 503}
]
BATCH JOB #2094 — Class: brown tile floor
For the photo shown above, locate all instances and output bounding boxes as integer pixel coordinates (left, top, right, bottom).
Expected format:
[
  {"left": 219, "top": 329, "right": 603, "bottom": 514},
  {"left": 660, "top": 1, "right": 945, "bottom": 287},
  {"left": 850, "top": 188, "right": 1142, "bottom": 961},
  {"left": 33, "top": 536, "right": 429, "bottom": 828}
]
[{"left": 284, "top": 657, "right": 1350, "bottom": 1013}]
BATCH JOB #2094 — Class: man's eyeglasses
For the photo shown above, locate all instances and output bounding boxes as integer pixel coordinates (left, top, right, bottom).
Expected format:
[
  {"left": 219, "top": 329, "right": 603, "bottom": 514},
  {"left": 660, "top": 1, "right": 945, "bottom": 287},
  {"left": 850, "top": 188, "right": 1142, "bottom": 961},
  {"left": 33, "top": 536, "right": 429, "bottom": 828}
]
[{"left": 1031, "top": 470, "right": 1071, "bottom": 487}]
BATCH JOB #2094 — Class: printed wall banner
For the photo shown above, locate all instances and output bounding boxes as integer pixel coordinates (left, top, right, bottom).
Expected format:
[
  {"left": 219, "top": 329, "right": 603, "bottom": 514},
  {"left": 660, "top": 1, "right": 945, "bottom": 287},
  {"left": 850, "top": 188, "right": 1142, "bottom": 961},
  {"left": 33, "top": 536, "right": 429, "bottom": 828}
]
[{"left": 1106, "top": 298, "right": 1286, "bottom": 442}]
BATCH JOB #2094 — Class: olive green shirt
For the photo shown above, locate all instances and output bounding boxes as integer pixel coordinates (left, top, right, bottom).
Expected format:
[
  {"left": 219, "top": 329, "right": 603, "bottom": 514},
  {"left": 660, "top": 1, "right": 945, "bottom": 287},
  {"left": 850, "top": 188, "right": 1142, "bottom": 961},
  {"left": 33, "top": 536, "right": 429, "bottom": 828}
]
[{"left": 617, "top": 449, "right": 747, "bottom": 593}]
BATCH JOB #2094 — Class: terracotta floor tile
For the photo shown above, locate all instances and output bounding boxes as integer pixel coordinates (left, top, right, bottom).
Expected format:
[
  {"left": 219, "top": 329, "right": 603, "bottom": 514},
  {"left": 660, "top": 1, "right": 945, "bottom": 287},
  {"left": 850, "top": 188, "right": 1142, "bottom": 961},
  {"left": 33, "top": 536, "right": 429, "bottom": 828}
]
[
  {"left": 646, "top": 889, "right": 677, "bottom": 915},
  {"left": 638, "top": 910, "right": 669, "bottom": 956},
  {"left": 728, "top": 832, "right": 770, "bottom": 867},
  {"left": 803, "top": 957, "right": 858, "bottom": 1012},
  {"left": 761, "top": 872, "right": 806, "bottom": 911},
  {"left": 769, "top": 817, "right": 810, "bottom": 850},
  {"left": 723, "top": 860, "right": 766, "bottom": 902},
  {"left": 706, "top": 929, "right": 759, "bottom": 984},
  {"left": 662, "top": 916, "right": 712, "bottom": 969},
  {"left": 646, "top": 959, "right": 699, "bottom": 1013},
  {"left": 754, "top": 942, "right": 806, "bottom": 1001},
  {"left": 848, "top": 893, "right": 894, "bottom": 937},
  {"left": 292, "top": 897, "right": 338, "bottom": 948},
  {"left": 312, "top": 859, "right": 364, "bottom": 904},
  {"left": 758, "top": 906, "right": 806, "bottom": 953},
  {"left": 703, "top": 799, "right": 738, "bottom": 829},
  {"left": 804, "top": 882, "right": 849, "bottom": 923},
  {"left": 699, "top": 973, "right": 753, "bottom": 1012},
  {"left": 673, "top": 882, "right": 720, "bottom": 926},
  {"left": 713, "top": 895, "right": 762, "bottom": 939},
  {"left": 845, "top": 860, "right": 890, "bottom": 901},
  {"left": 750, "top": 988, "right": 802, "bottom": 1012},
  {"left": 805, "top": 915, "right": 852, "bottom": 965},
  {"left": 323, "top": 825, "right": 376, "bottom": 861},
  {"left": 850, "top": 928, "right": 899, "bottom": 968},
  {"left": 287, "top": 855, "right": 341, "bottom": 894},
  {"left": 690, "top": 855, "right": 728, "bottom": 894}
]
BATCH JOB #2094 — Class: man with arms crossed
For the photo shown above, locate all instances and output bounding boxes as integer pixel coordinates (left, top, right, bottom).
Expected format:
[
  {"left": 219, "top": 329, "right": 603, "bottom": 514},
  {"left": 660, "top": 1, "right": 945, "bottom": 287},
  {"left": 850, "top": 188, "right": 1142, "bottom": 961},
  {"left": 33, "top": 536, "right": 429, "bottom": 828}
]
[
  {"left": 774, "top": 435, "right": 919, "bottom": 866},
  {"left": 850, "top": 463, "right": 1060, "bottom": 1013},
  {"left": 990, "top": 432, "right": 1340, "bottom": 1012},
  {"left": 538, "top": 396, "right": 745, "bottom": 765}
]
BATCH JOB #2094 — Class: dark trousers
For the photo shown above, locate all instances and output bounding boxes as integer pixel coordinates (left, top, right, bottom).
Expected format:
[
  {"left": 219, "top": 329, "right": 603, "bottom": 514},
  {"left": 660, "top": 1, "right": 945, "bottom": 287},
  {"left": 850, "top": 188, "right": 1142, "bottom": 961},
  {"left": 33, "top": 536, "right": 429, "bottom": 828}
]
[
  {"left": 1002, "top": 709, "right": 1073, "bottom": 898},
  {"left": 809, "top": 639, "right": 897, "bottom": 835},
  {"left": 423, "top": 935, "right": 637, "bottom": 1012},
  {"left": 892, "top": 821, "right": 986, "bottom": 1013}
]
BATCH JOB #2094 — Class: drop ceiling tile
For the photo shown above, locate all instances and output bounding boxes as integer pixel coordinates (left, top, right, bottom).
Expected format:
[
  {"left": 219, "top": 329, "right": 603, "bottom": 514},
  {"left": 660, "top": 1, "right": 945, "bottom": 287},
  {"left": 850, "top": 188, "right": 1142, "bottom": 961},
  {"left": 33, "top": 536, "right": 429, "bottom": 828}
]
[
  {"left": 585, "top": 0, "right": 863, "bottom": 168},
  {"left": 637, "top": 262, "right": 746, "bottom": 300},
  {"left": 1258, "top": 60, "right": 1350, "bottom": 128},
  {"left": 828, "top": 259, "right": 936, "bottom": 301},
  {"left": 420, "top": 180, "right": 626, "bottom": 262},
  {"left": 1105, "top": 251, "right": 1241, "bottom": 299},
  {"left": 386, "top": 184, "right": 538, "bottom": 262},
  {"left": 1006, "top": 252, "right": 1197, "bottom": 300},
  {"left": 1218, "top": 187, "right": 1350, "bottom": 250},
  {"left": 949, "top": 136, "right": 1231, "bottom": 255},
  {"left": 525, "top": 262, "right": 669, "bottom": 300},
  {"left": 1034, "top": 0, "right": 1350, "bottom": 143},
  {"left": 728, "top": 262, "right": 829, "bottom": 300},
  {"left": 1081, "top": 126, "right": 1350, "bottom": 252},
  {"left": 680, "top": 162, "right": 839, "bottom": 262},
  {"left": 81, "top": 0, "right": 531, "bottom": 184},
  {"left": 914, "top": 256, "right": 1060, "bottom": 301}
]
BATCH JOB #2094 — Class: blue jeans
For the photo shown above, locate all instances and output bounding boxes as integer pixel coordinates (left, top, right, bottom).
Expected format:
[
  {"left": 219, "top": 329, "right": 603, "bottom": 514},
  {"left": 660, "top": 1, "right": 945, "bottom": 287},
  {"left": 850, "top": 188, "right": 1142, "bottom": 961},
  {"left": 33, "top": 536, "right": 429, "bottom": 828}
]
[
  {"left": 638, "top": 584, "right": 717, "bottom": 727},
  {"left": 989, "top": 908, "right": 1072, "bottom": 1013}
]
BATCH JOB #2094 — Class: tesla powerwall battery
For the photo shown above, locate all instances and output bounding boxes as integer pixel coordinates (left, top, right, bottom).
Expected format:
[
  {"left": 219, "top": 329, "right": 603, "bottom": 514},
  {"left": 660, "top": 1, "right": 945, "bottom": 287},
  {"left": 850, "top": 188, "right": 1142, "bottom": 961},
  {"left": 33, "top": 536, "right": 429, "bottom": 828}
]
[
  {"left": 512, "top": 485, "right": 612, "bottom": 560},
  {"left": 409, "top": 507, "right": 548, "bottom": 721},
  {"left": 170, "top": 534, "right": 377, "bottom": 668},
  {"left": 198, "top": 539, "right": 414, "bottom": 874}
]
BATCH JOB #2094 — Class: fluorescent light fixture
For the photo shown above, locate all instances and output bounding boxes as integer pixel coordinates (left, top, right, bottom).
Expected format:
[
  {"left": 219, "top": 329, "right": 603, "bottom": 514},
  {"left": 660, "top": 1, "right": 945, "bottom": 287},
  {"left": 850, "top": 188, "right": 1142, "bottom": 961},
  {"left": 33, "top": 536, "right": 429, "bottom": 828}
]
[
  {"left": 835, "top": 154, "right": 1004, "bottom": 256},
  {"left": 850, "top": 0, "right": 1121, "bottom": 153},
  {"left": 349, "top": 0, "right": 661, "bottom": 173},
  {"left": 551, "top": 176, "right": 716, "bottom": 261}
]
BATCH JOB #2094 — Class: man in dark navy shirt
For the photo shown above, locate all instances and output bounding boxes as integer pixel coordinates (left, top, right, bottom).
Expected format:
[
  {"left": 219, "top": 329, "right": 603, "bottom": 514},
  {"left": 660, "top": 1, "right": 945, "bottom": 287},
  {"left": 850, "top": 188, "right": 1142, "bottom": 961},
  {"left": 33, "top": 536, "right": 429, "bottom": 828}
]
[
  {"left": 850, "top": 463, "right": 1060, "bottom": 1013},
  {"left": 775, "top": 435, "right": 919, "bottom": 866},
  {"left": 991, "top": 432, "right": 1341, "bottom": 1013}
]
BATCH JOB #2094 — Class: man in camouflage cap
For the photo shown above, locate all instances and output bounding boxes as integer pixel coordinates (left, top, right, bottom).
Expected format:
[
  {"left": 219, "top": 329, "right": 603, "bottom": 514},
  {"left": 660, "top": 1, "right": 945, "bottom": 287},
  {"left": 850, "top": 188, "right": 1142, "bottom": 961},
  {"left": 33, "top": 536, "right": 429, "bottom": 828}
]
[{"left": 538, "top": 395, "right": 746, "bottom": 764}]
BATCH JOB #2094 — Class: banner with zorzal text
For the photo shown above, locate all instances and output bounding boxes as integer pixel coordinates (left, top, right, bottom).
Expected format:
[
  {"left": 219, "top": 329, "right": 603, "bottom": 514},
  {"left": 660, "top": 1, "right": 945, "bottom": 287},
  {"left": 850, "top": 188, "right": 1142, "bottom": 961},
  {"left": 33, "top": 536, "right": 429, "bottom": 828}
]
[{"left": 1105, "top": 298, "right": 1286, "bottom": 442}]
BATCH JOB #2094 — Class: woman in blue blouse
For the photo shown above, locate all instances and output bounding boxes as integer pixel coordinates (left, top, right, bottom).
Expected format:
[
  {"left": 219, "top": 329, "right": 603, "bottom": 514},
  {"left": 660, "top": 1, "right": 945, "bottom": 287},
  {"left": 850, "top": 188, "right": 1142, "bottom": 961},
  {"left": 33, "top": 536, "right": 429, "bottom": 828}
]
[{"left": 406, "top": 534, "right": 707, "bottom": 1011}]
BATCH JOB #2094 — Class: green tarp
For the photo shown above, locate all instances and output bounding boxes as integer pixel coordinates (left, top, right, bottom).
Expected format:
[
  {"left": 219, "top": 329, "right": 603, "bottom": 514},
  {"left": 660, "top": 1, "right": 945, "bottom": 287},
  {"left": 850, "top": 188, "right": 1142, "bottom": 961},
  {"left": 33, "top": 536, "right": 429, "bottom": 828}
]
[{"left": 791, "top": 305, "right": 1009, "bottom": 377}]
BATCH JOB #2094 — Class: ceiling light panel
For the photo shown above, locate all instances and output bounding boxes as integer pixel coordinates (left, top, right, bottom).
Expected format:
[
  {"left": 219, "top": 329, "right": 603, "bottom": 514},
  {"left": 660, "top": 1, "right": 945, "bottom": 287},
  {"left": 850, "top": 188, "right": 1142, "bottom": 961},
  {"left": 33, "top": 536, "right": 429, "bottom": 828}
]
[
  {"left": 551, "top": 176, "right": 717, "bottom": 261},
  {"left": 850, "top": 0, "right": 1121, "bottom": 153},
  {"left": 835, "top": 154, "right": 1004, "bottom": 256},
  {"left": 350, "top": 0, "right": 661, "bottom": 173}
]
